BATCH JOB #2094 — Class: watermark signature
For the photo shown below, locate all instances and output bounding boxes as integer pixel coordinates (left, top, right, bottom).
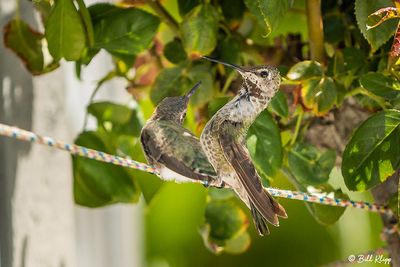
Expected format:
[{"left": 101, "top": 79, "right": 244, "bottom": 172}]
[{"left": 348, "top": 254, "right": 391, "bottom": 264}]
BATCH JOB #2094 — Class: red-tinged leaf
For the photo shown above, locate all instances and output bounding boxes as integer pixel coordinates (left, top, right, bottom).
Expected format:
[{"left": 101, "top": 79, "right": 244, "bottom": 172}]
[
  {"left": 355, "top": 0, "right": 398, "bottom": 52},
  {"left": 367, "top": 7, "right": 400, "bottom": 29},
  {"left": 389, "top": 23, "right": 400, "bottom": 67},
  {"left": 3, "top": 19, "right": 57, "bottom": 75}
]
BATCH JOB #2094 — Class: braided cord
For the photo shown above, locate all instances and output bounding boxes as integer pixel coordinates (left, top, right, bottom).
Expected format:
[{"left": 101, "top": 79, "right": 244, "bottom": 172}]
[
  {"left": 0, "top": 123, "right": 159, "bottom": 175},
  {"left": 0, "top": 123, "right": 393, "bottom": 216}
]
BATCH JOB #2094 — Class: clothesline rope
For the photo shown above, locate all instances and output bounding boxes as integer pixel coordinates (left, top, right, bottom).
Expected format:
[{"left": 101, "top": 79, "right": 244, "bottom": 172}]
[{"left": 0, "top": 123, "right": 393, "bottom": 217}]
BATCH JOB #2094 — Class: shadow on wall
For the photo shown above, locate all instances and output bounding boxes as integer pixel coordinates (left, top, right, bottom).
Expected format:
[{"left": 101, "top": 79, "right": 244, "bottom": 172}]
[{"left": 0, "top": 0, "right": 36, "bottom": 266}]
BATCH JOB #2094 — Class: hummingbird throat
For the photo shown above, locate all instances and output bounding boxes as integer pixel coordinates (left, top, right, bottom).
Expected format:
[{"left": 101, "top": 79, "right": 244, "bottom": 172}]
[{"left": 232, "top": 78, "right": 276, "bottom": 124}]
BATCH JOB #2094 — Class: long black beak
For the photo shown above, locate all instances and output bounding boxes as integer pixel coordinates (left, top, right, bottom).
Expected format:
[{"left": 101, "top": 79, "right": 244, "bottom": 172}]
[
  {"left": 186, "top": 81, "right": 202, "bottom": 99},
  {"left": 201, "top": 56, "right": 245, "bottom": 72}
]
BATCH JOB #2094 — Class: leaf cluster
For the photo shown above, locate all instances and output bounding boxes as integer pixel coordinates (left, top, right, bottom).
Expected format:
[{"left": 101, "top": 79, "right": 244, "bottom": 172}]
[{"left": 4, "top": 0, "right": 400, "bottom": 254}]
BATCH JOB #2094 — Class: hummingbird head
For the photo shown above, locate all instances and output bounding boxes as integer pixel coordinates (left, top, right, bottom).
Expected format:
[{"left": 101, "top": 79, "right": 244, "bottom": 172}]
[
  {"left": 201, "top": 56, "right": 280, "bottom": 96},
  {"left": 152, "top": 81, "right": 201, "bottom": 124}
]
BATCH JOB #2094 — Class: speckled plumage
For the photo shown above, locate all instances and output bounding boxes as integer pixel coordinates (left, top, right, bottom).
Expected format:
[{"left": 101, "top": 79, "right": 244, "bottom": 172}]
[{"left": 200, "top": 62, "right": 287, "bottom": 236}]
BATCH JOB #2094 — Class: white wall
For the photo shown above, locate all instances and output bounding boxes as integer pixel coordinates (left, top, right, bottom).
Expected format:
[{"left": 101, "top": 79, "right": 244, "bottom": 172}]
[{"left": 0, "top": 0, "right": 144, "bottom": 266}]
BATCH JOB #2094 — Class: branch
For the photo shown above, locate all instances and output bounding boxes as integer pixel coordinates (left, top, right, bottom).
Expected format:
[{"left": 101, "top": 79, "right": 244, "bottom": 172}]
[
  {"left": 145, "top": 0, "right": 180, "bottom": 36},
  {"left": 371, "top": 171, "right": 400, "bottom": 267},
  {"left": 306, "top": 0, "right": 325, "bottom": 62}
]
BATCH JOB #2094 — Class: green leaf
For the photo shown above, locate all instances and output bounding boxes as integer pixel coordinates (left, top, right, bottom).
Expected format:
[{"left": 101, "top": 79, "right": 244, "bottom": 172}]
[
  {"left": 181, "top": 4, "right": 219, "bottom": 57},
  {"left": 218, "top": 35, "right": 242, "bottom": 75},
  {"left": 360, "top": 73, "right": 400, "bottom": 99},
  {"left": 285, "top": 168, "right": 347, "bottom": 225},
  {"left": 78, "top": 48, "right": 100, "bottom": 66},
  {"left": 150, "top": 64, "right": 212, "bottom": 105},
  {"left": 343, "top": 47, "right": 366, "bottom": 73},
  {"left": 88, "top": 102, "right": 132, "bottom": 125},
  {"left": 323, "top": 14, "right": 345, "bottom": 44},
  {"left": 150, "top": 66, "right": 190, "bottom": 104},
  {"left": 187, "top": 64, "right": 214, "bottom": 106},
  {"left": 288, "top": 143, "right": 336, "bottom": 185},
  {"left": 88, "top": 101, "right": 143, "bottom": 137},
  {"left": 45, "top": 0, "right": 86, "bottom": 60},
  {"left": 208, "top": 187, "right": 235, "bottom": 201},
  {"left": 302, "top": 77, "right": 337, "bottom": 115},
  {"left": 287, "top": 61, "right": 324, "bottom": 81},
  {"left": 111, "top": 52, "right": 136, "bottom": 68},
  {"left": 207, "top": 97, "right": 231, "bottom": 117},
  {"left": 223, "top": 231, "right": 251, "bottom": 254},
  {"left": 221, "top": 0, "right": 246, "bottom": 21},
  {"left": 177, "top": 0, "right": 199, "bottom": 16},
  {"left": 267, "top": 0, "right": 307, "bottom": 39},
  {"left": 130, "top": 141, "right": 163, "bottom": 204},
  {"left": 75, "top": 0, "right": 94, "bottom": 47},
  {"left": 355, "top": 0, "right": 398, "bottom": 52},
  {"left": 4, "top": 19, "right": 45, "bottom": 74},
  {"left": 247, "top": 111, "right": 282, "bottom": 179},
  {"left": 367, "top": 7, "right": 400, "bottom": 29},
  {"left": 244, "top": 0, "right": 292, "bottom": 36},
  {"left": 327, "top": 50, "right": 345, "bottom": 77},
  {"left": 304, "top": 185, "right": 348, "bottom": 225},
  {"left": 164, "top": 39, "right": 187, "bottom": 64},
  {"left": 32, "top": 0, "right": 52, "bottom": 24},
  {"left": 205, "top": 199, "right": 248, "bottom": 241},
  {"left": 201, "top": 198, "right": 249, "bottom": 254},
  {"left": 269, "top": 90, "right": 289, "bottom": 118},
  {"left": 73, "top": 131, "right": 140, "bottom": 207},
  {"left": 342, "top": 109, "right": 400, "bottom": 191},
  {"left": 89, "top": 3, "right": 160, "bottom": 56},
  {"left": 314, "top": 78, "right": 337, "bottom": 114}
]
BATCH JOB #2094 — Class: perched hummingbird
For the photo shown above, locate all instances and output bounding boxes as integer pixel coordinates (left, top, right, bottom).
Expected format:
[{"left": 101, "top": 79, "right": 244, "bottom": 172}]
[
  {"left": 200, "top": 57, "right": 287, "bottom": 236},
  {"left": 140, "top": 81, "right": 218, "bottom": 186}
]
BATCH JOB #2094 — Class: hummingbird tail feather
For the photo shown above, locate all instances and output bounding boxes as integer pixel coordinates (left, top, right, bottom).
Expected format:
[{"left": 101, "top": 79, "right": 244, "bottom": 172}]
[
  {"left": 273, "top": 201, "right": 288, "bottom": 218},
  {"left": 218, "top": 123, "right": 287, "bottom": 233},
  {"left": 250, "top": 201, "right": 269, "bottom": 236}
]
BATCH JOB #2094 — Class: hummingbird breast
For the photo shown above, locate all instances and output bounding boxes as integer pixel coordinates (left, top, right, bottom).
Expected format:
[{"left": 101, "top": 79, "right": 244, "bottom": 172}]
[
  {"left": 200, "top": 84, "right": 273, "bottom": 183},
  {"left": 200, "top": 94, "right": 256, "bottom": 179}
]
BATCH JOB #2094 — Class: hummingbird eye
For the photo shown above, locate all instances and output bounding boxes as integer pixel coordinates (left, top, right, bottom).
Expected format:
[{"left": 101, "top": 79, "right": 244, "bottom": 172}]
[{"left": 259, "top": 70, "right": 269, "bottom": 78}]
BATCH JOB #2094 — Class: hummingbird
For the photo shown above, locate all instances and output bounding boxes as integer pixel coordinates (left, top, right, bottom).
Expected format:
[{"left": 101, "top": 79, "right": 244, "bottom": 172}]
[
  {"left": 200, "top": 57, "right": 287, "bottom": 236},
  {"left": 140, "top": 81, "right": 218, "bottom": 186}
]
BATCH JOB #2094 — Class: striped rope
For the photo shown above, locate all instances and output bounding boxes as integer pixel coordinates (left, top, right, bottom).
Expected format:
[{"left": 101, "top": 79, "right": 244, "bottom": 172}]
[
  {"left": 0, "top": 123, "right": 394, "bottom": 217},
  {"left": 0, "top": 123, "right": 160, "bottom": 175},
  {"left": 267, "top": 188, "right": 390, "bottom": 215}
]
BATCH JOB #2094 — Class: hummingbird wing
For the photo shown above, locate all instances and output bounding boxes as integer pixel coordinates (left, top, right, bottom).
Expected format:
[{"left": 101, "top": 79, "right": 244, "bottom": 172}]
[
  {"left": 140, "top": 121, "right": 217, "bottom": 183},
  {"left": 218, "top": 120, "right": 287, "bottom": 234}
]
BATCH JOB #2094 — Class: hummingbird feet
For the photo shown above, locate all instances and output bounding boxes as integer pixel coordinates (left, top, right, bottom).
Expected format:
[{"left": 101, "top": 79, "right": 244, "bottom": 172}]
[
  {"left": 202, "top": 179, "right": 226, "bottom": 189},
  {"left": 215, "top": 181, "right": 226, "bottom": 189},
  {"left": 202, "top": 180, "right": 210, "bottom": 188}
]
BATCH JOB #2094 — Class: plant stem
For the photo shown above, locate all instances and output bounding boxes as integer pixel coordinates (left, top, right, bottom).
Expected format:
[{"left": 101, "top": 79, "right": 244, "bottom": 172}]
[
  {"left": 290, "top": 107, "right": 304, "bottom": 146},
  {"left": 145, "top": 0, "right": 180, "bottom": 36},
  {"left": 306, "top": 0, "right": 325, "bottom": 63},
  {"left": 359, "top": 88, "right": 387, "bottom": 110},
  {"left": 221, "top": 71, "right": 237, "bottom": 94},
  {"left": 15, "top": 0, "right": 21, "bottom": 19},
  {"left": 75, "top": 0, "right": 95, "bottom": 47},
  {"left": 82, "top": 71, "right": 116, "bottom": 131},
  {"left": 371, "top": 172, "right": 400, "bottom": 267}
]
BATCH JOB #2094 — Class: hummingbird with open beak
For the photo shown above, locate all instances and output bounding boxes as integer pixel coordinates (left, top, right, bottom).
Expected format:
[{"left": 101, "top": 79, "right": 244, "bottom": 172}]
[
  {"left": 140, "top": 81, "right": 218, "bottom": 186},
  {"left": 200, "top": 57, "right": 287, "bottom": 236}
]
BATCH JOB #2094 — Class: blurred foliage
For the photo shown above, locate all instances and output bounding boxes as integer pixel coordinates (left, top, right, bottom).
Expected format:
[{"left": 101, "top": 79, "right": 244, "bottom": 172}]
[{"left": 4, "top": 0, "right": 400, "bottom": 264}]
